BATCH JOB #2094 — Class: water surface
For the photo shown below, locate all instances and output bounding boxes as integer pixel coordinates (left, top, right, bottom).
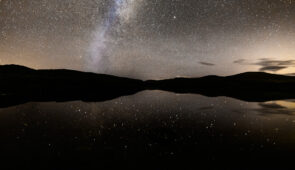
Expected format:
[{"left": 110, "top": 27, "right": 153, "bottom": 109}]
[{"left": 0, "top": 91, "right": 295, "bottom": 169}]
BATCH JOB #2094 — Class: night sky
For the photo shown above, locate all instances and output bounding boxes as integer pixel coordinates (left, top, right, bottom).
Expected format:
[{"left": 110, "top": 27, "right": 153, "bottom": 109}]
[{"left": 1, "top": 0, "right": 295, "bottom": 79}]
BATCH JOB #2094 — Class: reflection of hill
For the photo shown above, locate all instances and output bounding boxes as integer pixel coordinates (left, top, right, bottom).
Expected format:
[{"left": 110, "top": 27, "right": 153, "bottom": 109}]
[{"left": 1, "top": 65, "right": 295, "bottom": 107}]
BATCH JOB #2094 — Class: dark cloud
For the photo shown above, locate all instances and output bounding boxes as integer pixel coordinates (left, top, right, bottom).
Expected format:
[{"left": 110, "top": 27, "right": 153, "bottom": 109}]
[
  {"left": 259, "top": 66, "right": 287, "bottom": 72},
  {"left": 256, "top": 59, "right": 295, "bottom": 72},
  {"left": 256, "top": 59, "right": 295, "bottom": 67},
  {"left": 233, "top": 59, "right": 247, "bottom": 64},
  {"left": 234, "top": 58, "right": 295, "bottom": 73},
  {"left": 255, "top": 102, "right": 295, "bottom": 116},
  {"left": 199, "top": 62, "right": 215, "bottom": 66},
  {"left": 259, "top": 103, "right": 286, "bottom": 109}
]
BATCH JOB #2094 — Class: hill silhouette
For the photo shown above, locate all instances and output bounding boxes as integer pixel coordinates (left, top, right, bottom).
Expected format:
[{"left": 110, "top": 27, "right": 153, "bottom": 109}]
[
  {"left": 1, "top": 64, "right": 295, "bottom": 107},
  {"left": 146, "top": 72, "right": 295, "bottom": 102},
  {"left": 0, "top": 65, "right": 145, "bottom": 107}
]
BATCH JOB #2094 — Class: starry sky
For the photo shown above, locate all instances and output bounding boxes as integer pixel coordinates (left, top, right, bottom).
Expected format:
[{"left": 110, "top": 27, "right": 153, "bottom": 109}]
[{"left": 1, "top": 0, "right": 295, "bottom": 79}]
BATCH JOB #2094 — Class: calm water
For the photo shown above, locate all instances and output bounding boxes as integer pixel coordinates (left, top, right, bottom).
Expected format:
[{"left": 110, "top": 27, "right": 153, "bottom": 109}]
[{"left": 1, "top": 90, "right": 295, "bottom": 169}]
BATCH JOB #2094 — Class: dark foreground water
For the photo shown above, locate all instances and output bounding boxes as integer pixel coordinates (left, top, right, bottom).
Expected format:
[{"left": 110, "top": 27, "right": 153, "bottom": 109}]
[{"left": 1, "top": 90, "right": 295, "bottom": 169}]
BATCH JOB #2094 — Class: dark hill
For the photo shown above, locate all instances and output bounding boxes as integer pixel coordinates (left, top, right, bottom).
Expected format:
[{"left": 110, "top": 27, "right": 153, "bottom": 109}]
[
  {"left": 1, "top": 65, "right": 295, "bottom": 107},
  {"left": 146, "top": 72, "right": 295, "bottom": 101},
  {"left": 0, "top": 65, "right": 144, "bottom": 107}
]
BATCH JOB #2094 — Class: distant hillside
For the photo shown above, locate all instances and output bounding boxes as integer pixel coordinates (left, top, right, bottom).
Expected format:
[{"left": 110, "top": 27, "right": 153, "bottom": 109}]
[
  {"left": 146, "top": 72, "right": 295, "bottom": 101},
  {"left": 0, "top": 65, "right": 144, "bottom": 107},
  {"left": 1, "top": 64, "right": 295, "bottom": 107}
]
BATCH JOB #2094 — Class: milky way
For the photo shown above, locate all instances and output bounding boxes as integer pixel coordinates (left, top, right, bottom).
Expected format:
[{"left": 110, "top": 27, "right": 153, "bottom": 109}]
[
  {"left": 1, "top": 0, "right": 295, "bottom": 79},
  {"left": 87, "top": 0, "right": 142, "bottom": 72}
]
